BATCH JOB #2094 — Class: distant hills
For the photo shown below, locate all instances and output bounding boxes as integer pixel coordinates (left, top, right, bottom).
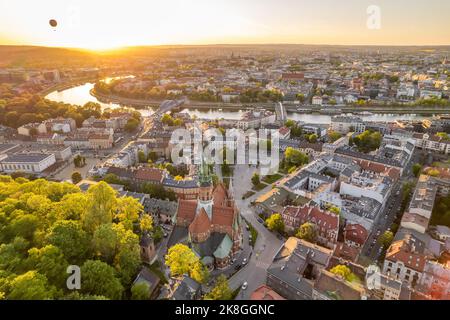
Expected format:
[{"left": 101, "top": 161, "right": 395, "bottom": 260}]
[{"left": 0, "top": 44, "right": 449, "bottom": 68}]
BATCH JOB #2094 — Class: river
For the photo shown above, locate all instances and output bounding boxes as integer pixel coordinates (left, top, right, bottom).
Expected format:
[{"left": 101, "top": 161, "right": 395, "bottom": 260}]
[{"left": 45, "top": 81, "right": 432, "bottom": 124}]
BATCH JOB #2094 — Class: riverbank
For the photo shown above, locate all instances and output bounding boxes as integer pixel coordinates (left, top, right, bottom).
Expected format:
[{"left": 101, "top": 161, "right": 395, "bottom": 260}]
[
  {"left": 39, "top": 77, "right": 101, "bottom": 97},
  {"left": 90, "top": 88, "right": 161, "bottom": 108},
  {"left": 90, "top": 86, "right": 450, "bottom": 115}
]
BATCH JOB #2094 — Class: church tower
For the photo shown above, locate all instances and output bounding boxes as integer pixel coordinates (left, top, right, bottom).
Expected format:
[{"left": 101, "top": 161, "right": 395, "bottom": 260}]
[{"left": 197, "top": 157, "right": 214, "bottom": 219}]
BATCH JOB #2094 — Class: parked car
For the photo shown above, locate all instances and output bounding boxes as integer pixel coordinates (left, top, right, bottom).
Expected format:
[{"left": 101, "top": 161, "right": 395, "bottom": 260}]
[
  {"left": 241, "top": 282, "right": 248, "bottom": 290},
  {"left": 242, "top": 258, "right": 248, "bottom": 265},
  {"left": 257, "top": 218, "right": 264, "bottom": 224}
]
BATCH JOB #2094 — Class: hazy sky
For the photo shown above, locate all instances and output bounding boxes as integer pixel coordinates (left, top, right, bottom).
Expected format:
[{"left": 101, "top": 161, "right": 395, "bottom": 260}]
[{"left": 0, "top": 0, "right": 449, "bottom": 49}]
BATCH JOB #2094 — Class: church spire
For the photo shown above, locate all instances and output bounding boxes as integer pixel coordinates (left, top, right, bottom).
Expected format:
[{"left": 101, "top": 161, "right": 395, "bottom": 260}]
[{"left": 198, "top": 155, "right": 212, "bottom": 187}]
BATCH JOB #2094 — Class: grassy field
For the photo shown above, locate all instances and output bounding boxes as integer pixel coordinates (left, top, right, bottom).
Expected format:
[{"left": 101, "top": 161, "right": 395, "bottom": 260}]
[
  {"left": 252, "top": 182, "right": 267, "bottom": 192},
  {"left": 262, "top": 173, "right": 283, "bottom": 184}
]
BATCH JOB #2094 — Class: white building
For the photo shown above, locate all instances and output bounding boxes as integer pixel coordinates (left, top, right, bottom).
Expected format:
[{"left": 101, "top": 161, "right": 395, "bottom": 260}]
[
  {"left": 312, "top": 95, "right": 323, "bottom": 106},
  {"left": 330, "top": 116, "right": 365, "bottom": 134},
  {"left": 0, "top": 153, "right": 56, "bottom": 174},
  {"left": 236, "top": 109, "right": 276, "bottom": 130}
]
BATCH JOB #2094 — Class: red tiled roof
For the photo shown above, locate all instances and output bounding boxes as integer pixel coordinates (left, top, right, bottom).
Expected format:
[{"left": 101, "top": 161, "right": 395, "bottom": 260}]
[
  {"left": 333, "top": 242, "right": 360, "bottom": 262},
  {"left": 356, "top": 159, "right": 401, "bottom": 180},
  {"left": 344, "top": 224, "right": 369, "bottom": 246},
  {"left": 212, "top": 206, "right": 235, "bottom": 227},
  {"left": 135, "top": 167, "right": 164, "bottom": 182},
  {"left": 88, "top": 133, "right": 110, "bottom": 140},
  {"left": 385, "top": 240, "right": 427, "bottom": 272},
  {"left": 282, "top": 73, "right": 304, "bottom": 80},
  {"left": 250, "top": 285, "right": 286, "bottom": 300},
  {"left": 279, "top": 127, "right": 290, "bottom": 136},
  {"left": 282, "top": 205, "right": 339, "bottom": 232},
  {"left": 189, "top": 208, "right": 211, "bottom": 235},
  {"left": 309, "top": 206, "right": 339, "bottom": 231},
  {"left": 177, "top": 199, "right": 197, "bottom": 222},
  {"left": 212, "top": 183, "right": 228, "bottom": 207}
]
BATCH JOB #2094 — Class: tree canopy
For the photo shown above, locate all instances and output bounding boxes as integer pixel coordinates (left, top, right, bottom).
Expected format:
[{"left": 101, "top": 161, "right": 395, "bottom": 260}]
[
  {"left": 265, "top": 213, "right": 284, "bottom": 233},
  {"left": 296, "top": 222, "right": 317, "bottom": 243},
  {"left": 0, "top": 176, "right": 144, "bottom": 300}
]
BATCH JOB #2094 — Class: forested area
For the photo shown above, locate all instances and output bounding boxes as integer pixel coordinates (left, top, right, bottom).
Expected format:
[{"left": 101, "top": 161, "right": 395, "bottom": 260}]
[{"left": 0, "top": 176, "right": 151, "bottom": 300}]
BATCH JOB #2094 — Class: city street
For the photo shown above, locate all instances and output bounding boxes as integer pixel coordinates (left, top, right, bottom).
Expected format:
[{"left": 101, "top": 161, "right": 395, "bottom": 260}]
[{"left": 227, "top": 164, "right": 284, "bottom": 299}]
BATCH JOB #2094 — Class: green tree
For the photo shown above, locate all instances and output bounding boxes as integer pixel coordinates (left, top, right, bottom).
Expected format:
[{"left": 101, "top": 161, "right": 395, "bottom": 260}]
[
  {"left": 147, "top": 151, "right": 158, "bottom": 162},
  {"left": 251, "top": 173, "right": 260, "bottom": 187},
  {"left": 308, "top": 134, "right": 318, "bottom": 143},
  {"left": 165, "top": 244, "right": 199, "bottom": 277},
  {"left": 412, "top": 163, "right": 422, "bottom": 177},
  {"left": 190, "top": 261, "right": 210, "bottom": 284},
  {"left": 131, "top": 282, "right": 150, "bottom": 300},
  {"left": 57, "top": 193, "right": 89, "bottom": 221},
  {"left": 329, "top": 206, "right": 341, "bottom": 215},
  {"left": 378, "top": 231, "right": 394, "bottom": 249},
  {"left": 83, "top": 182, "right": 117, "bottom": 233},
  {"left": 328, "top": 131, "right": 342, "bottom": 143},
  {"left": 139, "top": 214, "right": 153, "bottom": 233},
  {"left": 9, "top": 271, "right": 56, "bottom": 300},
  {"left": 353, "top": 130, "right": 382, "bottom": 153},
  {"left": 204, "top": 274, "right": 232, "bottom": 300},
  {"left": 296, "top": 222, "right": 317, "bottom": 243},
  {"left": 80, "top": 260, "right": 124, "bottom": 299},
  {"left": 125, "top": 118, "right": 140, "bottom": 132},
  {"left": 330, "top": 265, "right": 359, "bottom": 283},
  {"left": 48, "top": 220, "right": 90, "bottom": 263},
  {"left": 71, "top": 172, "right": 82, "bottom": 184},
  {"left": 284, "top": 147, "right": 309, "bottom": 169},
  {"left": 138, "top": 150, "right": 146, "bottom": 163},
  {"left": 265, "top": 213, "right": 284, "bottom": 233},
  {"left": 26, "top": 245, "right": 68, "bottom": 287},
  {"left": 9, "top": 214, "right": 39, "bottom": 241},
  {"left": 92, "top": 223, "right": 118, "bottom": 263},
  {"left": 115, "top": 196, "right": 142, "bottom": 230},
  {"left": 73, "top": 155, "right": 86, "bottom": 168}
]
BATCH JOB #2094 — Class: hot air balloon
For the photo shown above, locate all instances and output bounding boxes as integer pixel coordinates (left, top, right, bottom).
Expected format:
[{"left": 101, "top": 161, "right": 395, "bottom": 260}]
[{"left": 49, "top": 19, "right": 58, "bottom": 28}]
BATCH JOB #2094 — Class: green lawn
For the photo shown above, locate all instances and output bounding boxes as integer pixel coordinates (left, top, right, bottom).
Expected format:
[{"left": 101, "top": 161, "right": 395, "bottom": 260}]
[
  {"left": 244, "top": 219, "right": 259, "bottom": 248},
  {"left": 262, "top": 173, "right": 283, "bottom": 184},
  {"left": 252, "top": 182, "right": 267, "bottom": 192}
]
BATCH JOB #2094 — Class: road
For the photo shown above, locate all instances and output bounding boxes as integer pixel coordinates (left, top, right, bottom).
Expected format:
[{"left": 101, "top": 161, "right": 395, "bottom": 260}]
[
  {"left": 227, "top": 164, "right": 284, "bottom": 299},
  {"left": 360, "top": 151, "right": 420, "bottom": 263}
]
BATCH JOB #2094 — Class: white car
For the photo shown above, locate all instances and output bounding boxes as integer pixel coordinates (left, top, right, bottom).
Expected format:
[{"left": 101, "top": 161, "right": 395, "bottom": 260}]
[
  {"left": 241, "top": 282, "right": 248, "bottom": 290},
  {"left": 242, "top": 258, "right": 248, "bottom": 265}
]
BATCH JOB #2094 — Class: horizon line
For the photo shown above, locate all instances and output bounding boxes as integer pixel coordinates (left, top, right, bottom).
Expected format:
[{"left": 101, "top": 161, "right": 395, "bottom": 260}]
[{"left": 1, "top": 42, "right": 450, "bottom": 51}]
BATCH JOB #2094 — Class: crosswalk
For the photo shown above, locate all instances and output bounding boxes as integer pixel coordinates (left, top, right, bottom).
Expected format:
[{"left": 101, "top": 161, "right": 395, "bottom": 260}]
[{"left": 254, "top": 260, "right": 271, "bottom": 269}]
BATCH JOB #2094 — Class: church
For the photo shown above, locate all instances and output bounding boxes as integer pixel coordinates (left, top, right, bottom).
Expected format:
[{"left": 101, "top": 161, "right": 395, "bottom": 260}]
[{"left": 172, "top": 161, "right": 243, "bottom": 270}]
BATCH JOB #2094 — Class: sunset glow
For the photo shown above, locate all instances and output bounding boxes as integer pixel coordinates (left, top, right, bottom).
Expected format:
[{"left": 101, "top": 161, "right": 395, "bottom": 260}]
[{"left": 0, "top": 0, "right": 449, "bottom": 49}]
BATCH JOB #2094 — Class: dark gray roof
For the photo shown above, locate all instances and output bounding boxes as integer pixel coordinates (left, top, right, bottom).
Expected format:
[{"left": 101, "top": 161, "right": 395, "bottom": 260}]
[
  {"left": 0, "top": 143, "right": 19, "bottom": 154},
  {"left": 163, "top": 177, "right": 198, "bottom": 188},
  {"left": 118, "top": 191, "right": 148, "bottom": 203},
  {"left": 172, "top": 275, "right": 201, "bottom": 300},
  {"left": 1, "top": 153, "right": 53, "bottom": 163},
  {"left": 192, "top": 232, "right": 226, "bottom": 258},
  {"left": 133, "top": 268, "right": 160, "bottom": 294}
]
